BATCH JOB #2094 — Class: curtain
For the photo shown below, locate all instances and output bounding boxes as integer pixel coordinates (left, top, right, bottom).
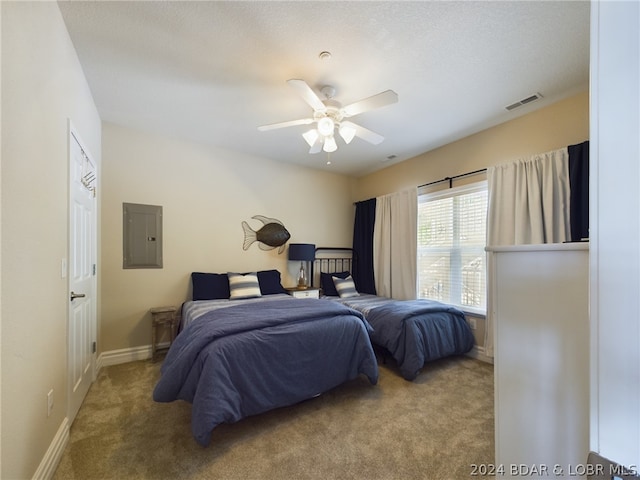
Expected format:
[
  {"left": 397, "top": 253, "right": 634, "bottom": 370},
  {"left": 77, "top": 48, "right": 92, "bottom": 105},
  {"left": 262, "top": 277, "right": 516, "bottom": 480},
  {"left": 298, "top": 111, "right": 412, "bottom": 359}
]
[
  {"left": 373, "top": 188, "right": 417, "bottom": 300},
  {"left": 485, "top": 147, "right": 571, "bottom": 357},
  {"left": 568, "top": 140, "right": 590, "bottom": 241},
  {"left": 487, "top": 147, "right": 571, "bottom": 246},
  {"left": 352, "top": 198, "right": 377, "bottom": 294}
]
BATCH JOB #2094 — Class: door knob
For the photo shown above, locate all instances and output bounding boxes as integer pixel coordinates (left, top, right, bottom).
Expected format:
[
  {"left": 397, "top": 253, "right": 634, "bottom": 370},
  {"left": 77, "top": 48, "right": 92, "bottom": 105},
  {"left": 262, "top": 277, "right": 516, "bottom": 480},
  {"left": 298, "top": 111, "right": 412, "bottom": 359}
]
[{"left": 70, "top": 291, "right": 86, "bottom": 301}]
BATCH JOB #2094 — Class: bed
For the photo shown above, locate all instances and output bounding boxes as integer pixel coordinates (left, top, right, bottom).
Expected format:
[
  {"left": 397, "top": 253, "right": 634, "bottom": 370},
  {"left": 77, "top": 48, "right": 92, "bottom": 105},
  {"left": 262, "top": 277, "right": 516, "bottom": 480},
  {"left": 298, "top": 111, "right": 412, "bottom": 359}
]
[
  {"left": 153, "top": 270, "right": 379, "bottom": 446},
  {"left": 314, "top": 248, "right": 475, "bottom": 381}
]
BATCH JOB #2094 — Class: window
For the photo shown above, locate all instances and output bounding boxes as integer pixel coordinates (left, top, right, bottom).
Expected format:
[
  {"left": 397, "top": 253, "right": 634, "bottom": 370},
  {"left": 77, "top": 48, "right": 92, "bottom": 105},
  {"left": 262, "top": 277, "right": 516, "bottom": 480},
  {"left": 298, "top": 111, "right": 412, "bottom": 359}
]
[{"left": 417, "top": 181, "right": 487, "bottom": 313}]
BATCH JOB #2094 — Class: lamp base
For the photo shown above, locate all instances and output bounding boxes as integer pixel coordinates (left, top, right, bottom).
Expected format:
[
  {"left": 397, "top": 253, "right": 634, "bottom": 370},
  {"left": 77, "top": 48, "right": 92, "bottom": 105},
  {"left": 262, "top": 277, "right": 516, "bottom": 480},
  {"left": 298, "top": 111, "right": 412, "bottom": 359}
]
[{"left": 297, "top": 262, "right": 307, "bottom": 288}]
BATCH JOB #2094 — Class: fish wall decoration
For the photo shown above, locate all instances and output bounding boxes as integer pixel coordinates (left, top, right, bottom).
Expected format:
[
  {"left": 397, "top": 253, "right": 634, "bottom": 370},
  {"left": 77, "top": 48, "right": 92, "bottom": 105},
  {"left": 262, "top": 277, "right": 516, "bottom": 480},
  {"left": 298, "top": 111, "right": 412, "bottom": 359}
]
[{"left": 242, "top": 215, "right": 291, "bottom": 254}]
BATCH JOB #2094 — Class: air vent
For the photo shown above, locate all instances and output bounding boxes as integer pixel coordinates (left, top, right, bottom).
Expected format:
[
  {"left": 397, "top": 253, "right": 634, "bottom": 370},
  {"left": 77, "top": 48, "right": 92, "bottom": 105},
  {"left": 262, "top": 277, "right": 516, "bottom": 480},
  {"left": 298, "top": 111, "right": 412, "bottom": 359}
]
[{"left": 505, "top": 93, "right": 543, "bottom": 111}]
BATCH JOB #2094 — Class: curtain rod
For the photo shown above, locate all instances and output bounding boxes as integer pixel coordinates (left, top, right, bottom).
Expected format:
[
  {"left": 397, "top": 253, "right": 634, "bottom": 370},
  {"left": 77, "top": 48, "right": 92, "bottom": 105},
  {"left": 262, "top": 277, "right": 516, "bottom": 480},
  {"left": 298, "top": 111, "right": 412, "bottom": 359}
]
[
  {"left": 353, "top": 167, "right": 488, "bottom": 205},
  {"left": 417, "top": 168, "right": 487, "bottom": 189}
]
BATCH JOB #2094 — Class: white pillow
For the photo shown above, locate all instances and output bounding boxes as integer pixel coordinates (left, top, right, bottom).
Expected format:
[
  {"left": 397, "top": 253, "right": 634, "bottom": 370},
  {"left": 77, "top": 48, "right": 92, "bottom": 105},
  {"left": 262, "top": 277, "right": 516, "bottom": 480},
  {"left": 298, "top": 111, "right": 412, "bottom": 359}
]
[
  {"left": 228, "top": 272, "right": 262, "bottom": 299},
  {"left": 333, "top": 275, "right": 359, "bottom": 298}
]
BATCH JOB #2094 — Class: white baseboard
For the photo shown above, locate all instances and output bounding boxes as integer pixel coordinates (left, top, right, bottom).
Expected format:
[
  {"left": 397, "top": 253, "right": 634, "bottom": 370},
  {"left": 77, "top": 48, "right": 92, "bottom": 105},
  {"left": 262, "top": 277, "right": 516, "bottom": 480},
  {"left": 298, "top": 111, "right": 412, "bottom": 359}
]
[
  {"left": 97, "top": 342, "right": 172, "bottom": 368},
  {"left": 33, "top": 417, "right": 69, "bottom": 480},
  {"left": 98, "top": 345, "right": 153, "bottom": 368},
  {"left": 37, "top": 345, "right": 166, "bottom": 479},
  {"left": 97, "top": 343, "right": 492, "bottom": 369},
  {"left": 466, "top": 345, "right": 494, "bottom": 364}
]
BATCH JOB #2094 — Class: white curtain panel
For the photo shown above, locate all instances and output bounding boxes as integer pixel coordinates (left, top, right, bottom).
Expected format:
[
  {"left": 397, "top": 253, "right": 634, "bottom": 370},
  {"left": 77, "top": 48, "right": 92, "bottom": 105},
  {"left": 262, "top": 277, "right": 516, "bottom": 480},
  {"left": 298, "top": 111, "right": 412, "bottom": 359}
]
[
  {"left": 484, "top": 147, "right": 571, "bottom": 357},
  {"left": 487, "top": 147, "right": 571, "bottom": 246},
  {"left": 373, "top": 188, "right": 418, "bottom": 300}
]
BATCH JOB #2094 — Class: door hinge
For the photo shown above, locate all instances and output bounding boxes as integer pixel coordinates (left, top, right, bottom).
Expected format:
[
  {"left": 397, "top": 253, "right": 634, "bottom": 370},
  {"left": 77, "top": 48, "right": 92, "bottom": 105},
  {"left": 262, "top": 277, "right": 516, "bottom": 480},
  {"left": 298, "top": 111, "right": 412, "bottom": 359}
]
[
  {"left": 92, "top": 264, "right": 96, "bottom": 276},
  {"left": 92, "top": 341, "right": 96, "bottom": 354}
]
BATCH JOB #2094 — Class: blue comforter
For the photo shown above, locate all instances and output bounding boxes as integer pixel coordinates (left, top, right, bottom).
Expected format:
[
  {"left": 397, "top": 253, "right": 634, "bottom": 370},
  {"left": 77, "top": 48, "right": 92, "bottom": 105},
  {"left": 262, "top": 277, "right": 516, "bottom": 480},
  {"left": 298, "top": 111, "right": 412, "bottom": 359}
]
[
  {"left": 153, "top": 298, "right": 378, "bottom": 446},
  {"left": 366, "top": 299, "right": 474, "bottom": 380}
]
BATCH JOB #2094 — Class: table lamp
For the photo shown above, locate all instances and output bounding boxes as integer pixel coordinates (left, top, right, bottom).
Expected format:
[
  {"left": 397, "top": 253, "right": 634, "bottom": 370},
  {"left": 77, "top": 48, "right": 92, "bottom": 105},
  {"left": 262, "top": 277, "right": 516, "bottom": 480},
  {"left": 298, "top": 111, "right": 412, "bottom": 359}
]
[{"left": 288, "top": 243, "right": 315, "bottom": 288}]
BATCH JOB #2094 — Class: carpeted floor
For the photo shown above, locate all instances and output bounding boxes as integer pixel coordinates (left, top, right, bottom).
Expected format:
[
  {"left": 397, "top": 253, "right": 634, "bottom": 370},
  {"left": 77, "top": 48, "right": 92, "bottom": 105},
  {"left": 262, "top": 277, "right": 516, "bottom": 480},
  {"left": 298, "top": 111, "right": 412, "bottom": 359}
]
[{"left": 53, "top": 355, "right": 494, "bottom": 480}]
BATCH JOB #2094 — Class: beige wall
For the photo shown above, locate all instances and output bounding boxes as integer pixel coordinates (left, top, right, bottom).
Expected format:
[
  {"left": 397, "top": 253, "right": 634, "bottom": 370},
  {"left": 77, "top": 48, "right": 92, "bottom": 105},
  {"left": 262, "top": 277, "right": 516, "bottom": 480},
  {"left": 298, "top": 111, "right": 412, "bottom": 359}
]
[
  {"left": 1, "top": 2, "right": 102, "bottom": 478},
  {"left": 352, "top": 91, "right": 589, "bottom": 201},
  {"left": 101, "top": 122, "right": 355, "bottom": 352}
]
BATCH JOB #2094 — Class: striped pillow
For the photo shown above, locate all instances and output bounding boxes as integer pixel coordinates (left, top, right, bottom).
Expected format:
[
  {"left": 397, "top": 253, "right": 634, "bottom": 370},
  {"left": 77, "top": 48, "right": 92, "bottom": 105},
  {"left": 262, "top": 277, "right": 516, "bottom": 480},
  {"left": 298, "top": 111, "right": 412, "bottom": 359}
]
[
  {"left": 228, "top": 272, "right": 262, "bottom": 299},
  {"left": 333, "top": 275, "right": 359, "bottom": 298}
]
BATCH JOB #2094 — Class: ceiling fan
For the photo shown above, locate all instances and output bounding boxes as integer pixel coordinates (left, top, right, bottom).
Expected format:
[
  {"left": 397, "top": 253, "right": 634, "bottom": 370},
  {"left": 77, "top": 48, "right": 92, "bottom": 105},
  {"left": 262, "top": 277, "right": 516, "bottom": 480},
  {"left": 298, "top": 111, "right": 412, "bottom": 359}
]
[{"left": 258, "top": 79, "right": 398, "bottom": 154}]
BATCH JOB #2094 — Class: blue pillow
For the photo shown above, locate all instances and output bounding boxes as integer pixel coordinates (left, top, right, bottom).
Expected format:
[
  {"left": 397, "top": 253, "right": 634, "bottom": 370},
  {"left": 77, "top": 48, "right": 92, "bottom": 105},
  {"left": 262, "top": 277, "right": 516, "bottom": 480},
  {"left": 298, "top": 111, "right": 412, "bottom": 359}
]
[
  {"left": 191, "top": 272, "right": 230, "bottom": 300},
  {"left": 257, "top": 270, "right": 287, "bottom": 295},
  {"left": 321, "top": 271, "right": 350, "bottom": 296}
]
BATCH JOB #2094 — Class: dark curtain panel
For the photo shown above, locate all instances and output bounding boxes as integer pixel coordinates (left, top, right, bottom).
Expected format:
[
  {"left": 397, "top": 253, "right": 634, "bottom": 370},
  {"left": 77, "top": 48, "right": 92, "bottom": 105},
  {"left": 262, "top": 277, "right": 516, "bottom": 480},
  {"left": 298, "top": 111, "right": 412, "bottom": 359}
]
[
  {"left": 352, "top": 198, "right": 377, "bottom": 294},
  {"left": 568, "top": 140, "right": 590, "bottom": 241}
]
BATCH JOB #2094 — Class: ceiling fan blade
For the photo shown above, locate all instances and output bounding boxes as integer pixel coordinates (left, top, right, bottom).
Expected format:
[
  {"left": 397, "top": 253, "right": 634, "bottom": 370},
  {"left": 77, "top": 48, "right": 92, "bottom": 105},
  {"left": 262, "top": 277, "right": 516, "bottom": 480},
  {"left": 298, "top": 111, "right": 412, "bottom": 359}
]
[
  {"left": 258, "top": 118, "right": 314, "bottom": 131},
  {"left": 341, "top": 90, "right": 398, "bottom": 118},
  {"left": 342, "top": 121, "right": 385, "bottom": 145},
  {"left": 287, "top": 79, "right": 327, "bottom": 113}
]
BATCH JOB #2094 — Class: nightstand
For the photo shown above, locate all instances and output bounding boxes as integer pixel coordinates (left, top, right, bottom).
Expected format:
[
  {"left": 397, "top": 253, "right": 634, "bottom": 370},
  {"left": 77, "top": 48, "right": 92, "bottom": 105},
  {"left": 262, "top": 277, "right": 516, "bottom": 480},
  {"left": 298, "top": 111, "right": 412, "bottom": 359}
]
[
  {"left": 285, "top": 287, "right": 320, "bottom": 299},
  {"left": 150, "top": 306, "right": 177, "bottom": 361}
]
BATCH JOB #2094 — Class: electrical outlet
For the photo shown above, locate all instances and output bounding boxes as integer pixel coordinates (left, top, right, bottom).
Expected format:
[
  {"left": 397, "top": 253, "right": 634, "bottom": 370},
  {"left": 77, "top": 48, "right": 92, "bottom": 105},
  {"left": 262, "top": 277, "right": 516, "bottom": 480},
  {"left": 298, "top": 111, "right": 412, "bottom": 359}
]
[
  {"left": 47, "top": 389, "right": 54, "bottom": 417},
  {"left": 467, "top": 317, "right": 477, "bottom": 330}
]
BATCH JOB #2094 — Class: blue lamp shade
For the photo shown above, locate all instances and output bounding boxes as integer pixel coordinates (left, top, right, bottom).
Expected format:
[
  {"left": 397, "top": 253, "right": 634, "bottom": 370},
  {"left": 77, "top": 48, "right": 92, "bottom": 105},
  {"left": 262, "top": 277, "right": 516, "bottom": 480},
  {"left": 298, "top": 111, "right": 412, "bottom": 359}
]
[{"left": 288, "top": 243, "right": 316, "bottom": 261}]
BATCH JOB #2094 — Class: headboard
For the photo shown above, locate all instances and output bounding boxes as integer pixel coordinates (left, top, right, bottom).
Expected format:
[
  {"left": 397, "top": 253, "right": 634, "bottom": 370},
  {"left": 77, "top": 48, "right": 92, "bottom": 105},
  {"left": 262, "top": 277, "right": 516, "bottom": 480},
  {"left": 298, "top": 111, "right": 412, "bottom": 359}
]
[{"left": 312, "top": 247, "right": 355, "bottom": 290}]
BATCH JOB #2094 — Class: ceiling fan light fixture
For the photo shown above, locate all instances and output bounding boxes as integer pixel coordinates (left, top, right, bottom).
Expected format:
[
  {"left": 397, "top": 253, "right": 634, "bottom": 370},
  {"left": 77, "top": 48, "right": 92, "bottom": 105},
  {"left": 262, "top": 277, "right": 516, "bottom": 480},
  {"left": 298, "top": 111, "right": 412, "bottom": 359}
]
[
  {"left": 317, "top": 117, "right": 335, "bottom": 136},
  {"left": 302, "top": 129, "right": 319, "bottom": 147},
  {"left": 338, "top": 123, "right": 357, "bottom": 144},
  {"left": 323, "top": 136, "right": 337, "bottom": 153},
  {"left": 259, "top": 79, "right": 397, "bottom": 156}
]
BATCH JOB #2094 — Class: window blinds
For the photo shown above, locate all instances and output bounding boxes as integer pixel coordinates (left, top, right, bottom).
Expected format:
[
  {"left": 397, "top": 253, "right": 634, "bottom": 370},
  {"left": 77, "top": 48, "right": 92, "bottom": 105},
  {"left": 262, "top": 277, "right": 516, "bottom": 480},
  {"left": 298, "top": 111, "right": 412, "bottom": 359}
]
[{"left": 417, "top": 182, "right": 488, "bottom": 312}]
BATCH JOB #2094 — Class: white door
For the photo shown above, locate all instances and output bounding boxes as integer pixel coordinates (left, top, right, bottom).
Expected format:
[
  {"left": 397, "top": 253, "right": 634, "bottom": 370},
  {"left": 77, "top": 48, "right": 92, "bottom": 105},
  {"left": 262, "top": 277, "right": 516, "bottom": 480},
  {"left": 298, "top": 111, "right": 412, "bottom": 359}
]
[{"left": 68, "top": 126, "right": 97, "bottom": 422}]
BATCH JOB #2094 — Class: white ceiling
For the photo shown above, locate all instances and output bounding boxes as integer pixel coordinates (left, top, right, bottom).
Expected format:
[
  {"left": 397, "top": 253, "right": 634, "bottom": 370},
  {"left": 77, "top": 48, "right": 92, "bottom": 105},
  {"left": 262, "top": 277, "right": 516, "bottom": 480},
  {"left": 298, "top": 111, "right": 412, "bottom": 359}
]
[{"left": 57, "top": 1, "right": 590, "bottom": 177}]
